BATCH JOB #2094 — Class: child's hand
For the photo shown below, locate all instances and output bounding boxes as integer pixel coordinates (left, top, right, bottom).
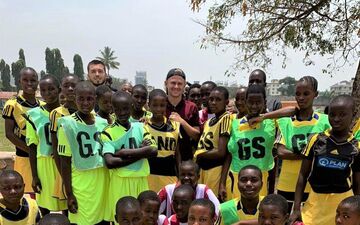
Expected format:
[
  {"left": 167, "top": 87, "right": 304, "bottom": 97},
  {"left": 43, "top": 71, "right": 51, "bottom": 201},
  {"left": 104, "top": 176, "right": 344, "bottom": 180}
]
[
  {"left": 248, "top": 116, "right": 263, "bottom": 127},
  {"left": 32, "top": 177, "right": 42, "bottom": 193},
  {"left": 218, "top": 183, "right": 227, "bottom": 203},
  {"left": 141, "top": 139, "right": 152, "bottom": 147},
  {"left": 169, "top": 112, "right": 184, "bottom": 124},
  {"left": 67, "top": 193, "right": 78, "bottom": 213},
  {"left": 288, "top": 210, "right": 302, "bottom": 225}
]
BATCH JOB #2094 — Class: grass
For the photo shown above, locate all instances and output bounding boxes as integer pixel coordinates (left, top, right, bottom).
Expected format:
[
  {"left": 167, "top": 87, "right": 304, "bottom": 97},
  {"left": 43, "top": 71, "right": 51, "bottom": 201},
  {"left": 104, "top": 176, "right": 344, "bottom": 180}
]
[{"left": 0, "top": 117, "right": 15, "bottom": 152}]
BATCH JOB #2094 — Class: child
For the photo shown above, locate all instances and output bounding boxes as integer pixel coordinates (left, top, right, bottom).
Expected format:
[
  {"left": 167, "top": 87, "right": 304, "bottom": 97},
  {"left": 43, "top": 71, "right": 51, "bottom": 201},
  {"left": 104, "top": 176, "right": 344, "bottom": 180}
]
[
  {"left": 188, "top": 199, "right": 216, "bottom": 225},
  {"left": 115, "top": 196, "right": 142, "bottom": 225},
  {"left": 96, "top": 84, "right": 113, "bottom": 124},
  {"left": 138, "top": 190, "right": 169, "bottom": 225},
  {"left": 49, "top": 74, "right": 79, "bottom": 200},
  {"left": 195, "top": 86, "right": 231, "bottom": 196},
  {"left": 121, "top": 82, "right": 133, "bottom": 94},
  {"left": 39, "top": 213, "right": 70, "bottom": 225},
  {"left": 57, "top": 81, "right": 109, "bottom": 225},
  {"left": 290, "top": 95, "right": 360, "bottom": 225},
  {"left": 26, "top": 75, "right": 67, "bottom": 215},
  {"left": 188, "top": 83, "right": 202, "bottom": 110},
  {"left": 275, "top": 76, "right": 330, "bottom": 211},
  {"left": 146, "top": 89, "right": 181, "bottom": 192},
  {"left": 258, "top": 194, "right": 289, "bottom": 225},
  {"left": 199, "top": 81, "right": 217, "bottom": 127},
  {"left": 169, "top": 184, "right": 196, "bottom": 225},
  {"left": 2, "top": 67, "right": 42, "bottom": 195},
  {"left": 336, "top": 195, "right": 360, "bottom": 225},
  {"left": 158, "top": 160, "right": 220, "bottom": 218},
  {"left": 101, "top": 90, "right": 157, "bottom": 222},
  {"left": 223, "top": 84, "right": 276, "bottom": 199},
  {"left": 130, "top": 84, "right": 152, "bottom": 122},
  {"left": 218, "top": 165, "right": 263, "bottom": 225},
  {"left": 0, "top": 170, "right": 41, "bottom": 224},
  {"left": 233, "top": 87, "right": 247, "bottom": 120}
]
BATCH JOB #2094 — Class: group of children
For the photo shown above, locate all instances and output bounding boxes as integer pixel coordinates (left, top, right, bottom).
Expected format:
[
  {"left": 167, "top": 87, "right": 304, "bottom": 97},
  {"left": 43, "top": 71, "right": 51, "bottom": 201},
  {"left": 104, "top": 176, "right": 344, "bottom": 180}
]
[{"left": 1, "top": 63, "right": 360, "bottom": 225}]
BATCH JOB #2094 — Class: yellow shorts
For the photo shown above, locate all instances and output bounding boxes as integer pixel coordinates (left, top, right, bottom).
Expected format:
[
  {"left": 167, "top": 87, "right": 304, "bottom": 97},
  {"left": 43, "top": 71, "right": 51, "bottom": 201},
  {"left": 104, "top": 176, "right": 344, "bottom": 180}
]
[
  {"left": 14, "top": 156, "right": 33, "bottom": 193},
  {"left": 230, "top": 170, "right": 268, "bottom": 198},
  {"left": 199, "top": 166, "right": 222, "bottom": 197},
  {"left": 148, "top": 175, "right": 177, "bottom": 193},
  {"left": 302, "top": 189, "right": 353, "bottom": 225}
]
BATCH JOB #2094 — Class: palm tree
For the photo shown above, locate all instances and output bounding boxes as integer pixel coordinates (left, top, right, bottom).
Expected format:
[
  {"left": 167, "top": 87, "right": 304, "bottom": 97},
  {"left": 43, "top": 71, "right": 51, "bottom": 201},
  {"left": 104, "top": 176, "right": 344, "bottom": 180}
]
[{"left": 96, "top": 46, "right": 120, "bottom": 75}]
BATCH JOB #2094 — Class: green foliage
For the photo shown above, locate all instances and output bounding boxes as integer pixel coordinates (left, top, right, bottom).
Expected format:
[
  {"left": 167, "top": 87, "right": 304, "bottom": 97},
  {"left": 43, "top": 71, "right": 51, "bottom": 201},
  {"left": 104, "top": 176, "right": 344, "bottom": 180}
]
[
  {"left": 45, "top": 48, "right": 68, "bottom": 81},
  {"left": 73, "top": 54, "right": 84, "bottom": 80},
  {"left": 11, "top": 59, "right": 25, "bottom": 91},
  {"left": 19, "top": 49, "right": 25, "bottom": 65},
  {"left": 0, "top": 59, "right": 12, "bottom": 91},
  {"left": 96, "top": 46, "right": 120, "bottom": 75},
  {"left": 40, "top": 70, "right": 46, "bottom": 78},
  {"left": 191, "top": 0, "right": 360, "bottom": 75},
  {"left": 278, "top": 76, "right": 297, "bottom": 96}
]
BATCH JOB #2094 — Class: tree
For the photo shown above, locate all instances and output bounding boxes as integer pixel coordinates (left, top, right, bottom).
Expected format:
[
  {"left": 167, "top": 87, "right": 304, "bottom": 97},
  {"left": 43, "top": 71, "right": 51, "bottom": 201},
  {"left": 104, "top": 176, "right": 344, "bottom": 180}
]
[
  {"left": 11, "top": 59, "right": 26, "bottom": 91},
  {"left": 19, "top": 49, "right": 26, "bottom": 65},
  {"left": 40, "top": 70, "right": 46, "bottom": 78},
  {"left": 352, "top": 61, "right": 360, "bottom": 126},
  {"left": 0, "top": 59, "right": 11, "bottom": 91},
  {"left": 278, "top": 76, "right": 296, "bottom": 96},
  {"left": 96, "top": 46, "right": 120, "bottom": 75},
  {"left": 45, "top": 48, "right": 68, "bottom": 81},
  {"left": 73, "top": 54, "right": 84, "bottom": 80}
]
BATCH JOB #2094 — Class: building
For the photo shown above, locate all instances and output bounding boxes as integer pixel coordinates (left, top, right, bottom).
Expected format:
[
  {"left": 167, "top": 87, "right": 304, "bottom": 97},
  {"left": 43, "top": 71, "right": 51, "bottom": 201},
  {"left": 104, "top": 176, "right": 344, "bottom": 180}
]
[
  {"left": 267, "top": 79, "right": 281, "bottom": 96},
  {"left": 135, "top": 71, "right": 147, "bottom": 85},
  {"left": 330, "top": 78, "right": 354, "bottom": 96}
]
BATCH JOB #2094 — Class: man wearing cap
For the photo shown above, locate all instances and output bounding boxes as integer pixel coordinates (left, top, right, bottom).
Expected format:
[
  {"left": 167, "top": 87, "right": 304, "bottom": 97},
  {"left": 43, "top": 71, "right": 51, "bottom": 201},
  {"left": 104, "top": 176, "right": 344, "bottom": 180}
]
[{"left": 165, "top": 68, "right": 200, "bottom": 161}]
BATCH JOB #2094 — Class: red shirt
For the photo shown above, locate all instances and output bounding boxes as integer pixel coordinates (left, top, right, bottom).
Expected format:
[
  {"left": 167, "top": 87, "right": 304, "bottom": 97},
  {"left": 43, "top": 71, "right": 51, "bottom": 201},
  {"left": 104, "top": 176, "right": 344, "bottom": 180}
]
[{"left": 166, "top": 99, "right": 199, "bottom": 160}]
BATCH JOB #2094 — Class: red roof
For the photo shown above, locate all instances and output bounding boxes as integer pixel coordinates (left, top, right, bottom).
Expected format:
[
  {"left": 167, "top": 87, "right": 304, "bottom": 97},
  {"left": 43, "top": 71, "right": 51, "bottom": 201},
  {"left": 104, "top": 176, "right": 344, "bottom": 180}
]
[{"left": 0, "top": 92, "right": 17, "bottom": 100}]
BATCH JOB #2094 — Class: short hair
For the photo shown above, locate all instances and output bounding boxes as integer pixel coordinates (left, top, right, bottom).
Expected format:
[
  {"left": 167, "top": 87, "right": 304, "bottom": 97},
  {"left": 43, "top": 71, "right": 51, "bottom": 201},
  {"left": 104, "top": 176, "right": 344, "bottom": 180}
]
[
  {"left": 201, "top": 81, "right": 217, "bottom": 89},
  {"left": 96, "top": 84, "right": 112, "bottom": 99},
  {"left": 246, "top": 84, "right": 266, "bottom": 100},
  {"left": 297, "top": 76, "right": 318, "bottom": 92},
  {"left": 149, "top": 89, "right": 167, "bottom": 102},
  {"left": 40, "top": 74, "right": 60, "bottom": 89},
  {"left": 212, "top": 86, "right": 229, "bottom": 100},
  {"left": 75, "top": 81, "right": 95, "bottom": 95},
  {"left": 239, "top": 165, "right": 262, "bottom": 180},
  {"left": 249, "top": 69, "right": 266, "bottom": 83},
  {"left": 0, "top": 170, "right": 24, "bottom": 184},
  {"left": 112, "top": 90, "right": 132, "bottom": 104},
  {"left": 173, "top": 184, "right": 195, "bottom": 200},
  {"left": 20, "top": 67, "right": 38, "bottom": 78},
  {"left": 190, "top": 199, "right": 215, "bottom": 218},
  {"left": 132, "top": 84, "right": 148, "bottom": 94},
  {"left": 87, "top": 59, "right": 106, "bottom": 73},
  {"left": 137, "top": 190, "right": 160, "bottom": 205},
  {"left": 180, "top": 160, "right": 200, "bottom": 175},
  {"left": 189, "top": 83, "right": 201, "bottom": 92},
  {"left": 339, "top": 195, "right": 360, "bottom": 214},
  {"left": 39, "top": 213, "right": 70, "bottom": 225},
  {"left": 61, "top": 74, "right": 80, "bottom": 85},
  {"left": 116, "top": 196, "right": 141, "bottom": 215},
  {"left": 260, "top": 194, "right": 288, "bottom": 215},
  {"left": 329, "top": 95, "right": 355, "bottom": 112}
]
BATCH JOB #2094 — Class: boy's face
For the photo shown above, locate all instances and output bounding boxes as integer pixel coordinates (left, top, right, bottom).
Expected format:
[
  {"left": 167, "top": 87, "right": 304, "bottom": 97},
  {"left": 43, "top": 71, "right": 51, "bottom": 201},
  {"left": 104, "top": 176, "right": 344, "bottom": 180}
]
[
  {"left": 248, "top": 73, "right": 265, "bottom": 87},
  {"left": 141, "top": 200, "right": 160, "bottom": 225},
  {"left": 258, "top": 205, "right": 288, "bottom": 225},
  {"left": 75, "top": 88, "right": 96, "bottom": 114},
  {"left": 61, "top": 76, "right": 78, "bottom": 102},
  {"left": 188, "top": 205, "right": 214, "bottom": 225},
  {"left": 172, "top": 191, "right": 193, "bottom": 222},
  {"left": 246, "top": 93, "right": 265, "bottom": 117},
  {"left": 208, "top": 90, "right": 228, "bottom": 115},
  {"left": 20, "top": 70, "right": 38, "bottom": 95},
  {"left": 329, "top": 101, "right": 353, "bottom": 133},
  {"left": 200, "top": 84, "right": 214, "bottom": 108},
  {"left": 179, "top": 164, "right": 199, "bottom": 189},
  {"left": 98, "top": 91, "right": 113, "bottom": 114},
  {"left": 238, "top": 169, "right": 262, "bottom": 199},
  {"left": 149, "top": 95, "right": 167, "bottom": 120},
  {"left": 113, "top": 96, "right": 132, "bottom": 124},
  {"left": 336, "top": 203, "right": 360, "bottom": 225},
  {"left": 0, "top": 175, "right": 25, "bottom": 205},
  {"left": 39, "top": 78, "right": 59, "bottom": 105},
  {"left": 132, "top": 88, "right": 147, "bottom": 111},
  {"left": 116, "top": 207, "right": 142, "bottom": 225},
  {"left": 188, "top": 88, "right": 201, "bottom": 109},
  {"left": 235, "top": 89, "right": 247, "bottom": 114},
  {"left": 88, "top": 63, "right": 106, "bottom": 86}
]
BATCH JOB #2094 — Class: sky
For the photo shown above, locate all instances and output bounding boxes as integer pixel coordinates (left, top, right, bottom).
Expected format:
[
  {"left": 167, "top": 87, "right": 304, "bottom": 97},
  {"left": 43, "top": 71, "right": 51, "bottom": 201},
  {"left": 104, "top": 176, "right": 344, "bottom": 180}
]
[{"left": 0, "top": 0, "right": 357, "bottom": 91}]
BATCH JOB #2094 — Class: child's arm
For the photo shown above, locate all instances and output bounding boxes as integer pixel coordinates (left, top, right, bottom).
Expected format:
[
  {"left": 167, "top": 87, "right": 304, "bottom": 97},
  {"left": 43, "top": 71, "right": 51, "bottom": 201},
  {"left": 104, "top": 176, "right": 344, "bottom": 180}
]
[
  {"left": 4, "top": 118, "right": 30, "bottom": 153},
  {"left": 197, "top": 136, "right": 229, "bottom": 161},
  {"left": 169, "top": 112, "right": 200, "bottom": 141},
  {"left": 277, "top": 144, "right": 303, "bottom": 160},
  {"left": 28, "top": 144, "right": 41, "bottom": 193},
  {"left": 103, "top": 153, "right": 142, "bottom": 169},
  {"left": 51, "top": 133, "right": 62, "bottom": 173},
  {"left": 218, "top": 153, "right": 231, "bottom": 202},
  {"left": 248, "top": 106, "right": 297, "bottom": 126},
  {"left": 114, "top": 144, "right": 157, "bottom": 159}
]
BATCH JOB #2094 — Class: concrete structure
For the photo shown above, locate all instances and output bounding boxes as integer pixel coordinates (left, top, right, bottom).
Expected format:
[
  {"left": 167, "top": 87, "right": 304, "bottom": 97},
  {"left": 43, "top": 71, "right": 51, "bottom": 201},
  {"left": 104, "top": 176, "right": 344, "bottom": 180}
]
[
  {"left": 330, "top": 78, "right": 354, "bottom": 96},
  {"left": 267, "top": 79, "right": 281, "bottom": 96},
  {"left": 135, "top": 71, "right": 147, "bottom": 85}
]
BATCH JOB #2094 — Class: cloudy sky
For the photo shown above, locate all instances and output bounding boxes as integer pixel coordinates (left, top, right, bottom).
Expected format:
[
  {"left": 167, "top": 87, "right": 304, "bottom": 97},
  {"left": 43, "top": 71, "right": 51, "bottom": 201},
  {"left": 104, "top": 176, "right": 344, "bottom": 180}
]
[{"left": 0, "top": 0, "right": 357, "bottom": 91}]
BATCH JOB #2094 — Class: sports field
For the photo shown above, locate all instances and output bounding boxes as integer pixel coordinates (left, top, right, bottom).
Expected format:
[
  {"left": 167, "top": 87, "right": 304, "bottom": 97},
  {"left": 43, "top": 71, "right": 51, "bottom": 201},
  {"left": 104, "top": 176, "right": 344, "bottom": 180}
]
[{"left": 0, "top": 117, "right": 14, "bottom": 152}]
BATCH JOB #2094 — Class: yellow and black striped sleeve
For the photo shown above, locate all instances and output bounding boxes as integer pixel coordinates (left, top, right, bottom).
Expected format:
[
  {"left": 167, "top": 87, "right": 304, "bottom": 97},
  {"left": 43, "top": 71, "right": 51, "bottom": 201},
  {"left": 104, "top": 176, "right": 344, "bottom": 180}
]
[
  {"left": 302, "top": 133, "right": 319, "bottom": 159},
  {"left": 49, "top": 109, "right": 61, "bottom": 133},
  {"left": 219, "top": 114, "right": 231, "bottom": 137},
  {"left": 2, "top": 99, "right": 15, "bottom": 119}
]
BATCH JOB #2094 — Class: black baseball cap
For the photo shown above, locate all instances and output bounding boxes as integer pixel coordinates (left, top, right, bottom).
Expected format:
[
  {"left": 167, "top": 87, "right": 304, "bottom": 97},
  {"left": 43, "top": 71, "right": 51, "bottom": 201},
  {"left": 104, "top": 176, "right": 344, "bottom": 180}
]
[{"left": 166, "top": 68, "right": 186, "bottom": 80}]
